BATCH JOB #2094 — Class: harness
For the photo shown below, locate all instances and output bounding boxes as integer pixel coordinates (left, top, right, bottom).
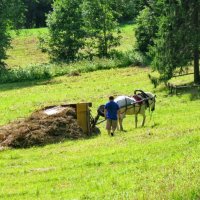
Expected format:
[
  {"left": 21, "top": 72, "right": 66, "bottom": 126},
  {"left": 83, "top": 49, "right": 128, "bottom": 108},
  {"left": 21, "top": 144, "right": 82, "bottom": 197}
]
[
  {"left": 119, "top": 97, "right": 145, "bottom": 115},
  {"left": 119, "top": 90, "right": 155, "bottom": 116}
]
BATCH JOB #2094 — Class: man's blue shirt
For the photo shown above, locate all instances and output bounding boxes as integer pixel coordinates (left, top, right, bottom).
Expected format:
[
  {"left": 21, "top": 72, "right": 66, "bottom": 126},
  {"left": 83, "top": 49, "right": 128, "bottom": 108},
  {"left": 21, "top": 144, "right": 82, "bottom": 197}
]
[{"left": 105, "top": 101, "right": 119, "bottom": 120}]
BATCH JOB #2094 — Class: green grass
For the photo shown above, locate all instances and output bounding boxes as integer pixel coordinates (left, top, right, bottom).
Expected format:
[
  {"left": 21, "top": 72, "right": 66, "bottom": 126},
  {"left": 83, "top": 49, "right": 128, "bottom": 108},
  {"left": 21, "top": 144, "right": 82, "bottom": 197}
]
[
  {"left": 10, "top": 28, "right": 48, "bottom": 38},
  {"left": 169, "top": 74, "right": 194, "bottom": 85},
  {"left": 6, "top": 28, "right": 49, "bottom": 67},
  {"left": 1, "top": 67, "right": 200, "bottom": 199},
  {"left": 117, "top": 24, "right": 136, "bottom": 52},
  {"left": 5, "top": 25, "right": 136, "bottom": 68}
]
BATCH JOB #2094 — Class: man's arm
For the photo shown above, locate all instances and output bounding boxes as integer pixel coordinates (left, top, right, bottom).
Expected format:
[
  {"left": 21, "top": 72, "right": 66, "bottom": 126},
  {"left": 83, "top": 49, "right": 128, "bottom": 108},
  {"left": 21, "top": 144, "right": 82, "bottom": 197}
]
[{"left": 104, "top": 109, "right": 107, "bottom": 119}]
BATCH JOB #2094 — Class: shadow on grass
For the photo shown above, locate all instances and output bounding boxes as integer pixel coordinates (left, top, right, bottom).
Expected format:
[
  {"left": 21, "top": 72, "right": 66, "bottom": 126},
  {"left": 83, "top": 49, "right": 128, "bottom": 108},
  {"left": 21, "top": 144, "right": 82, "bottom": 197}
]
[
  {"left": 0, "top": 79, "right": 63, "bottom": 92},
  {"left": 154, "top": 80, "right": 200, "bottom": 101},
  {"left": 178, "top": 87, "right": 200, "bottom": 101},
  {"left": 167, "top": 84, "right": 200, "bottom": 101}
]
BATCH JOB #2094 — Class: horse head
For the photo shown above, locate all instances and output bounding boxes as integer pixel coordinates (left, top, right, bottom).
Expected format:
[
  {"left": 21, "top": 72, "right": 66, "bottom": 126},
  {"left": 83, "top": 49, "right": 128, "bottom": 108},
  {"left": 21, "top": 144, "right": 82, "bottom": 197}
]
[{"left": 144, "top": 92, "right": 156, "bottom": 112}]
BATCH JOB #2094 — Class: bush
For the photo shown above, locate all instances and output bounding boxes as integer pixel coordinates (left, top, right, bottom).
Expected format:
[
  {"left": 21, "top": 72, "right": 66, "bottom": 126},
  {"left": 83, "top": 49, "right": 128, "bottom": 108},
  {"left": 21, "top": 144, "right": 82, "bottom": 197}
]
[
  {"left": 0, "top": 50, "right": 148, "bottom": 84},
  {"left": 111, "top": 50, "right": 149, "bottom": 67},
  {"left": 46, "top": 0, "right": 85, "bottom": 62},
  {"left": 0, "top": 65, "right": 52, "bottom": 83}
]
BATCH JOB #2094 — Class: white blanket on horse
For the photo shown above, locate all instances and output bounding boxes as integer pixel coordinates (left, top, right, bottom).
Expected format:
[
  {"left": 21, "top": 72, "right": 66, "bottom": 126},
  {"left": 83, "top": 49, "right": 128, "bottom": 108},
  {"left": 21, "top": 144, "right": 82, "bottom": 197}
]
[{"left": 114, "top": 96, "right": 136, "bottom": 108}]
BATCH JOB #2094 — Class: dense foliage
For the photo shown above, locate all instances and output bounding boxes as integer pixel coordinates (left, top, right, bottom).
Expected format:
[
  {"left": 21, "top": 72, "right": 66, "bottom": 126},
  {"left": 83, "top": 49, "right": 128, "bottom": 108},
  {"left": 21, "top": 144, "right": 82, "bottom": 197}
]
[
  {"left": 83, "top": 0, "right": 121, "bottom": 58},
  {"left": 43, "top": 0, "right": 123, "bottom": 61},
  {"left": 46, "top": 0, "right": 85, "bottom": 61},
  {"left": 135, "top": 0, "right": 200, "bottom": 83},
  {"left": 22, "top": 0, "right": 143, "bottom": 29},
  {"left": 110, "top": 0, "right": 145, "bottom": 22},
  {"left": 23, "top": 0, "right": 53, "bottom": 28},
  {"left": 135, "top": 7, "right": 157, "bottom": 55}
]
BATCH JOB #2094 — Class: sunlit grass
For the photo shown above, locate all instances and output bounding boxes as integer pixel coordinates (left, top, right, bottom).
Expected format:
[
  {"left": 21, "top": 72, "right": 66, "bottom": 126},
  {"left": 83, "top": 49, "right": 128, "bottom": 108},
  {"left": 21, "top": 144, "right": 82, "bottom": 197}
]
[
  {"left": 169, "top": 74, "right": 194, "bottom": 85},
  {"left": 117, "top": 23, "right": 136, "bottom": 52},
  {"left": 6, "top": 24, "right": 135, "bottom": 68},
  {"left": 0, "top": 67, "right": 200, "bottom": 199},
  {"left": 10, "top": 28, "right": 48, "bottom": 38}
]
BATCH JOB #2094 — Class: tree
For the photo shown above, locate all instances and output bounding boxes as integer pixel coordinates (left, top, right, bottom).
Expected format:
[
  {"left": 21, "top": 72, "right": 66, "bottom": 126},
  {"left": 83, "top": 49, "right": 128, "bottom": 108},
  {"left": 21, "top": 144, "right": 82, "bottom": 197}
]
[
  {"left": 46, "top": 0, "right": 85, "bottom": 61},
  {"left": 135, "top": 7, "right": 158, "bottom": 55},
  {"left": 23, "top": 0, "right": 53, "bottom": 28},
  {"left": 0, "top": 3, "right": 10, "bottom": 67},
  {"left": 0, "top": 0, "right": 24, "bottom": 68},
  {"left": 109, "top": 0, "right": 144, "bottom": 22},
  {"left": 150, "top": 0, "right": 200, "bottom": 83},
  {"left": 135, "top": 0, "right": 200, "bottom": 83},
  {"left": 192, "top": 0, "right": 200, "bottom": 83},
  {"left": 83, "top": 0, "right": 121, "bottom": 58}
]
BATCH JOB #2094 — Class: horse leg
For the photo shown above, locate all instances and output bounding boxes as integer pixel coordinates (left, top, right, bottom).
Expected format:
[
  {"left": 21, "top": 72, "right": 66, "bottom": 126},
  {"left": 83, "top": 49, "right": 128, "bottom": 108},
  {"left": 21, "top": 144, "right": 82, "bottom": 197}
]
[
  {"left": 135, "top": 115, "right": 138, "bottom": 128},
  {"left": 142, "top": 114, "right": 146, "bottom": 127},
  {"left": 118, "top": 115, "right": 124, "bottom": 131}
]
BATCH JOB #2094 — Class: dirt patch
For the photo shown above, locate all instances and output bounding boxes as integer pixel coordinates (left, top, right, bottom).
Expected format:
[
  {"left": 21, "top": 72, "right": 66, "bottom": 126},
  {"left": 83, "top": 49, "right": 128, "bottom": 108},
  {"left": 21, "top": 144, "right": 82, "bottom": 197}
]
[{"left": 0, "top": 106, "right": 85, "bottom": 148}]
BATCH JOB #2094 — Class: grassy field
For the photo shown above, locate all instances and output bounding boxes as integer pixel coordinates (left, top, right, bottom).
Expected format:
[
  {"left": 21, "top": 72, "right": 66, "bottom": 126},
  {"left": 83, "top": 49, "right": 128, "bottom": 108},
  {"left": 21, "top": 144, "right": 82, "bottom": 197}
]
[
  {"left": 6, "top": 24, "right": 135, "bottom": 68},
  {"left": 6, "top": 28, "right": 49, "bottom": 67},
  {"left": 0, "top": 66, "right": 200, "bottom": 199}
]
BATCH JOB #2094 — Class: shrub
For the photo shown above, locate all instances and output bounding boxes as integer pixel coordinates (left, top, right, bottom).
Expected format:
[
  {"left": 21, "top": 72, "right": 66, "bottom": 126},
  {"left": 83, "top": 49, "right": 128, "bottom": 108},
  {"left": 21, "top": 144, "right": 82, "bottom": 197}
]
[
  {"left": 0, "top": 65, "right": 52, "bottom": 83},
  {"left": 0, "top": 50, "right": 148, "bottom": 84}
]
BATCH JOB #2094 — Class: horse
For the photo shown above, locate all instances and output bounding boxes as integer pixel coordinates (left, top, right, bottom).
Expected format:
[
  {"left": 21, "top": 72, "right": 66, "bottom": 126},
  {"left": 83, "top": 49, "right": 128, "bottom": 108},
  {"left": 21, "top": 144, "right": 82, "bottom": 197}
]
[
  {"left": 115, "top": 91, "right": 156, "bottom": 131},
  {"left": 93, "top": 90, "right": 156, "bottom": 131}
]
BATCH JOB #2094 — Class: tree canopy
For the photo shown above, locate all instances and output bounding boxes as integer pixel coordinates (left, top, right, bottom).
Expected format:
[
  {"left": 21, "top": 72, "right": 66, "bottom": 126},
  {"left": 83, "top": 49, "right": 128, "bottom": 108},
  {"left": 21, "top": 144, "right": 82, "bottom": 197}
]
[
  {"left": 46, "top": 0, "right": 85, "bottom": 61},
  {"left": 83, "top": 0, "right": 121, "bottom": 58},
  {"left": 135, "top": 0, "right": 200, "bottom": 83}
]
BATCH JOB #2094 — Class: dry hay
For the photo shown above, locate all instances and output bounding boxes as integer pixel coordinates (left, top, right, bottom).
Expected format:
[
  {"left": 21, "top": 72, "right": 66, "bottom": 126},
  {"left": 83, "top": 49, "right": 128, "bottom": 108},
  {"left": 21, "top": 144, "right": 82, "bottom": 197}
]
[{"left": 0, "top": 106, "right": 85, "bottom": 148}]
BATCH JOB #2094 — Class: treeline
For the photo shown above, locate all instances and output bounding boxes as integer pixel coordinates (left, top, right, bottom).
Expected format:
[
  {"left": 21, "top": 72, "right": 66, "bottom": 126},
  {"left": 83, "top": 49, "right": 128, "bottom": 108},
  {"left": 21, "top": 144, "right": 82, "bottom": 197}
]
[
  {"left": 22, "top": 0, "right": 144, "bottom": 28},
  {"left": 0, "top": 0, "right": 145, "bottom": 68},
  {"left": 0, "top": 0, "right": 199, "bottom": 84},
  {"left": 23, "top": 0, "right": 53, "bottom": 28}
]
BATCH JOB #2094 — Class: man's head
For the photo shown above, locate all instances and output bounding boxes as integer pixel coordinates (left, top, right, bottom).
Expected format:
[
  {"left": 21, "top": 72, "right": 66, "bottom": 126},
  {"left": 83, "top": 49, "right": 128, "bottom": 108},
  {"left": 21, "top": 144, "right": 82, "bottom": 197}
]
[{"left": 109, "top": 96, "right": 114, "bottom": 101}]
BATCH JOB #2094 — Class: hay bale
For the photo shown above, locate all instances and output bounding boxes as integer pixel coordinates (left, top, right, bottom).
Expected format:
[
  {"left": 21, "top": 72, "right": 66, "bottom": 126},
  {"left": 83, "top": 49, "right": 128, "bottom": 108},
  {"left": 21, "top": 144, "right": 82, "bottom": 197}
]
[{"left": 0, "top": 106, "right": 85, "bottom": 148}]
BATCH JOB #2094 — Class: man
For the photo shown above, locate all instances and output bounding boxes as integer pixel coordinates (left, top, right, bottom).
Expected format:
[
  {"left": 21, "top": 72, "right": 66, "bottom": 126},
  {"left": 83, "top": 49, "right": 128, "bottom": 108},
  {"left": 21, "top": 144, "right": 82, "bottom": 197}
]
[{"left": 104, "top": 96, "right": 120, "bottom": 136}]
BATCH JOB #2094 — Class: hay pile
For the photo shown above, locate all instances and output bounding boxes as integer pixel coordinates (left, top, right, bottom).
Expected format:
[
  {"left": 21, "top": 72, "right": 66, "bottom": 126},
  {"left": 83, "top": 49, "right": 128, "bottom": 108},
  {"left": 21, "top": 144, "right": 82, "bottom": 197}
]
[{"left": 0, "top": 106, "right": 85, "bottom": 148}]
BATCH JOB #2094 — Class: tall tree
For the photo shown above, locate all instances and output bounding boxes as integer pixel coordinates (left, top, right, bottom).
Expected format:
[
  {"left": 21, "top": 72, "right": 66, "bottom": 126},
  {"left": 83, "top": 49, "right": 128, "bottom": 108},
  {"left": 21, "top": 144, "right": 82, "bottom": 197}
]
[
  {"left": 151, "top": 0, "right": 200, "bottom": 83},
  {"left": 136, "top": 0, "right": 200, "bottom": 83},
  {"left": 135, "top": 7, "right": 158, "bottom": 55},
  {"left": 193, "top": 0, "right": 200, "bottom": 83},
  {"left": 83, "top": 0, "right": 121, "bottom": 57},
  {"left": 46, "top": 0, "right": 85, "bottom": 61}
]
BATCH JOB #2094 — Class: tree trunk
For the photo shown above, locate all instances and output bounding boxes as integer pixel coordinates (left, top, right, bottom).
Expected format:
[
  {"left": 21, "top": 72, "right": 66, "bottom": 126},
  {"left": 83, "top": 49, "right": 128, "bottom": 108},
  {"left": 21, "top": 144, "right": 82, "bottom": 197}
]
[
  {"left": 194, "top": 48, "right": 200, "bottom": 84},
  {"left": 193, "top": 0, "right": 200, "bottom": 84}
]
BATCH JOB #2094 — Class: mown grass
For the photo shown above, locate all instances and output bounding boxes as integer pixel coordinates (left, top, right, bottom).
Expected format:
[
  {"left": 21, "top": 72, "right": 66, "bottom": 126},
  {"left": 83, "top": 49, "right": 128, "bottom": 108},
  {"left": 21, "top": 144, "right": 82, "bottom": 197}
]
[
  {"left": 6, "top": 28, "right": 49, "bottom": 67},
  {"left": 117, "top": 24, "right": 136, "bottom": 52},
  {"left": 0, "top": 67, "right": 200, "bottom": 199},
  {"left": 169, "top": 74, "right": 194, "bottom": 85}
]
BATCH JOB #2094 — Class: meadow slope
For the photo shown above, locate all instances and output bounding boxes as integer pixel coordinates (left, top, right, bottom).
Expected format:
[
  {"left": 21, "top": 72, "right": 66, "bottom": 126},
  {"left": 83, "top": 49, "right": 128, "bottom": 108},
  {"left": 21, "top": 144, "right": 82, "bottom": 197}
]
[
  {"left": 6, "top": 24, "right": 135, "bottom": 68},
  {"left": 0, "top": 67, "right": 200, "bottom": 199}
]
